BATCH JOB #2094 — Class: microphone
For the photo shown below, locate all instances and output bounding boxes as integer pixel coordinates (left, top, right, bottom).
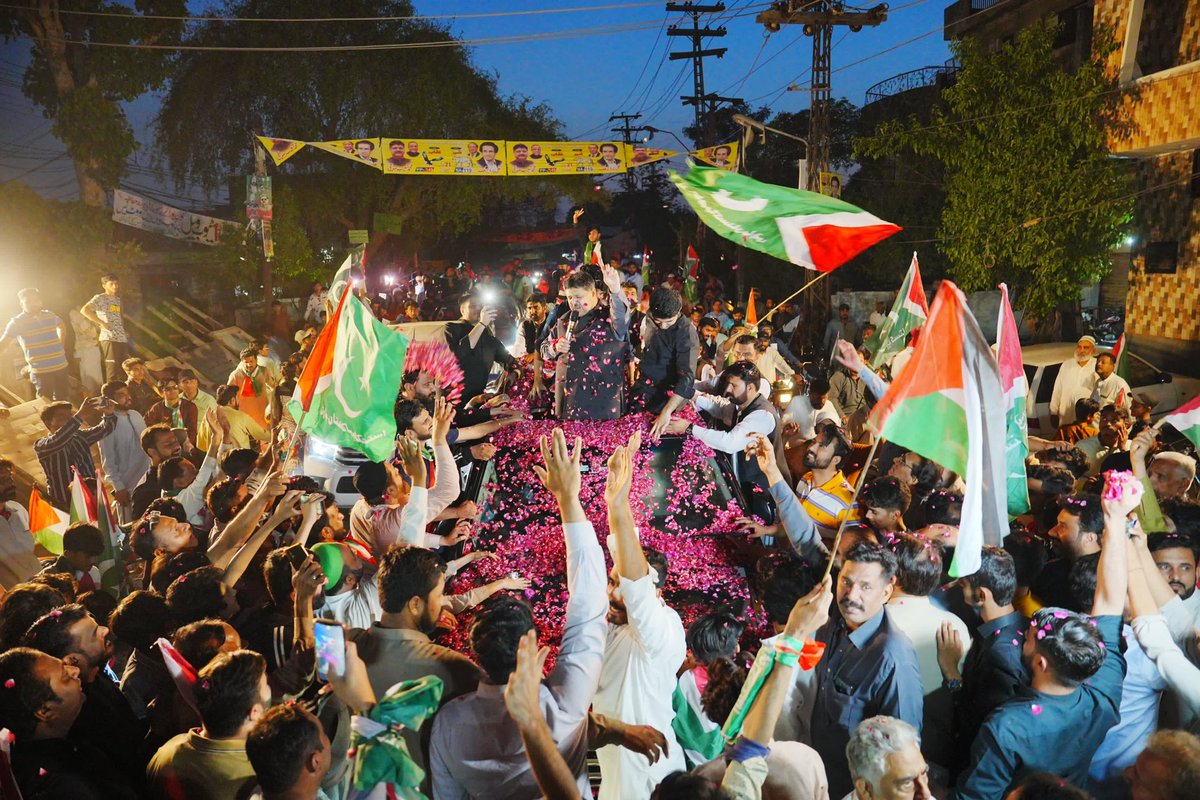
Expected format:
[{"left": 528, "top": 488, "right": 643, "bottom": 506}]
[{"left": 563, "top": 311, "right": 578, "bottom": 351}]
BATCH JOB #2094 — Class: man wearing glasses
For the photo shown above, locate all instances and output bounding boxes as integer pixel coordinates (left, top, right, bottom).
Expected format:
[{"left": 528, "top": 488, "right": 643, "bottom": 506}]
[{"left": 144, "top": 375, "right": 199, "bottom": 446}]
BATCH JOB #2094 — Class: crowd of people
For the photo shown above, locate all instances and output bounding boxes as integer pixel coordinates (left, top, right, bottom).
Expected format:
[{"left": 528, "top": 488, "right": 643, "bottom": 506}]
[{"left": 0, "top": 217, "right": 1198, "bottom": 800}]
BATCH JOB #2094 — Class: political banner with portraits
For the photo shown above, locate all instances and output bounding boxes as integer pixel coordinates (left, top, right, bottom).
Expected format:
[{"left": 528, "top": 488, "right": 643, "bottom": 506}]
[
  {"left": 266, "top": 133, "right": 697, "bottom": 175},
  {"left": 819, "top": 171, "right": 844, "bottom": 198},
  {"left": 503, "top": 141, "right": 626, "bottom": 176},
  {"left": 112, "top": 189, "right": 236, "bottom": 246},
  {"left": 245, "top": 175, "right": 272, "bottom": 221},
  {"left": 624, "top": 144, "right": 678, "bottom": 167},
  {"left": 308, "top": 138, "right": 384, "bottom": 170},
  {"left": 692, "top": 141, "right": 739, "bottom": 171},
  {"left": 380, "top": 138, "right": 506, "bottom": 176},
  {"left": 256, "top": 136, "right": 306, "bottom": 166}
]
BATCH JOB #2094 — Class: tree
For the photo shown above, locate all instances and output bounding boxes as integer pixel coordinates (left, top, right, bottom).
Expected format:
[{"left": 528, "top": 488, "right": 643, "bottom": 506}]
[
  {"left": 156, "top": 0, "right": 591, "bottom": 284},
  {"left": 857, "top": 23, "right": 1133, "bottom": 319},
  {"left": 0, "top": 182, "right": 142, "bottom": 301},
  {"left": 1, "top": 1, "right": 185, "bottom": 206}
]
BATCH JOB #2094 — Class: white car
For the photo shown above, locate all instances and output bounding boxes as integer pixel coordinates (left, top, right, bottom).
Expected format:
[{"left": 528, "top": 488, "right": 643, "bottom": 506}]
[{"left": 1023, "top": 343, "right": 1200, "bottom": 436}]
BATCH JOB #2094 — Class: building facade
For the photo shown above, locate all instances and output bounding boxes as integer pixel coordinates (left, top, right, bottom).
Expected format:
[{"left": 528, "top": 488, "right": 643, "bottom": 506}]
[{"left": 945, "top": 0, "right": 1200, "bottom": 372}]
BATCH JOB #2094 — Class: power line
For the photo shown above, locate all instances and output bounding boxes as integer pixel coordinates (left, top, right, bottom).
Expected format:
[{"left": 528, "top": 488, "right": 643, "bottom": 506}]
[
  {"left": 0, "top": 1, "right": 667, "bottom": 24},
  {"left": 13, "top": 18, "right": 670, "bottom": 53}
]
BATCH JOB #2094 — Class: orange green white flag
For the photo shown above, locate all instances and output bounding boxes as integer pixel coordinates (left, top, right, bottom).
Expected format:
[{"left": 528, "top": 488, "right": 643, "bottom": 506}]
[
  {"left": 868, "top": 281, "right": 1008, "bottom": 576},
  {"left": 28, "top": 487, "right": 67, "bottom": 555},
  {"left": 1159, "top": 392, "right": 1200, "bottom": 451}
]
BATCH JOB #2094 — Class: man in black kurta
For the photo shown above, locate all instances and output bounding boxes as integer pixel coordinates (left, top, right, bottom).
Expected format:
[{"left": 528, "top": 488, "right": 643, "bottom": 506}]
[
  {"left": 634, "top": 287, "right": 700, "bottom": 440},
  {"left": 443, "top": 293, "right": 518, "bottom": 425},
  {"left": 540, "top": 266, "right": 629, "bottom": 421}
]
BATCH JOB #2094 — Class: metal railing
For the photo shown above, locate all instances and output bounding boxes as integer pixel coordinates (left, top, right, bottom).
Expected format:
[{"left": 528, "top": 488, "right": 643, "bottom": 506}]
[{"left": 865, "top": 61, "right": 961, "bottom": 104}]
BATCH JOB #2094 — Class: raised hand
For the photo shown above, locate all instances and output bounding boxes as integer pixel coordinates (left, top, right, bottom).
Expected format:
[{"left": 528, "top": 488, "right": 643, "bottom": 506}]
[
  {"left": 267, "top": 490, "right": 304, "bottom": 526},
  {"left": 600, "top": 262, "right": 623, "bottom": 295},
  {"left": 395, "top": 436, "right": 428, "bottom": 487},
  {"left": 1101, "top": 470, "right": 1144, "bottom": 521},
  {"left": 432, "top": 395, "right": 455, "bottom": 445},
  {"left": 533, "top": 428, "right": 582, "bottom": 500},
  {"left": 604, "top": 431, "right": 641, "bottom": 505},
  {"left": 783, "top": 575, "right": 833, "bottom": 639},
  {"left": 292, "top": 554, "right": 327, "bottom": 603},
  {"left": 834, "top": 339, "right": 865, "bottom": 374},
  {"left": 504, "top": 629, "right": 548, "bottom": 729}
]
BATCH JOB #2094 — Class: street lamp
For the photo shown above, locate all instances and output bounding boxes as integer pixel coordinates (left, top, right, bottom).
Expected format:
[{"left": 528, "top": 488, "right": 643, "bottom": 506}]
[
  {"left": 732, "top": 114, "right": 810, "bottom": 189},
  {"left": 642, "top": 126, "right": 695, "bottom": 155}
]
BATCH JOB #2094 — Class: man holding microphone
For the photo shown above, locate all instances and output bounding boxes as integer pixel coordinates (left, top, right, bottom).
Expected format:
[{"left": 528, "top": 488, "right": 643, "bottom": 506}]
[{"left": 541, "top": 263, "right": 628, "bottom": 421}]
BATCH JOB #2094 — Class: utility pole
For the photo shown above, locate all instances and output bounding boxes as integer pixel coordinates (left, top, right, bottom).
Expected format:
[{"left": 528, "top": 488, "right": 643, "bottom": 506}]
[
  {"left": 755, "top": 2, "right": 887, "bottom": 359},
  {"left": 667, "top": 2, "right": 742, "bottom": 146},
  {"left": 756, "top": 2, "right": 887, "bottom": 189},
  {"left": 251, "top": 134, "right": 273, "bottom": 309},
  {"left": 609, "top": 112, "right": 643, "bottom": 193}
]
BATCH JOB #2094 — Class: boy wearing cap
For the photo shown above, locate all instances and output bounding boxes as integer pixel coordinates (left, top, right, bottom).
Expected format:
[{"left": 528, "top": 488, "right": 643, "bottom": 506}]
[{"left": 1050, "top": 335, "right": 1098, "bottom": 426}]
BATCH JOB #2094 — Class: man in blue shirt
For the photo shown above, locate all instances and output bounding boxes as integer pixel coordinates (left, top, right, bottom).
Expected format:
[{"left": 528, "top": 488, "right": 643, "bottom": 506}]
[
  {"left": 0, "top": 288, "right": 71, "bottom": 400},
  {"left": 810, "top": 542, "right": 924, "bottom": 798},
  {"left": 952, "top": 484, "right": 1133, "bottom": 799}
]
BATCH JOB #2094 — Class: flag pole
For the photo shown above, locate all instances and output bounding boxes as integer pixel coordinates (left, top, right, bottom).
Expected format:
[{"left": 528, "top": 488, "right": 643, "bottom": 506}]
[
  {"left": 761, "top": 270, "right": 831, "bottom": 323},
  {"left": 821, "top": 435, "right": 883, "bottom": 582},
  {"left": 281, "top": 410, "right": 307, "bottom": 469}
]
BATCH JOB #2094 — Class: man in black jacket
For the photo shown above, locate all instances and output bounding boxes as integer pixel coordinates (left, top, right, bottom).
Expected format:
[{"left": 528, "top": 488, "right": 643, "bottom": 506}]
[
  {"left": 442, "top": 293, "right": 518, "bottom": 412},
  {"left": 635, "top": 288, "right": 700, "bottom": 440}
]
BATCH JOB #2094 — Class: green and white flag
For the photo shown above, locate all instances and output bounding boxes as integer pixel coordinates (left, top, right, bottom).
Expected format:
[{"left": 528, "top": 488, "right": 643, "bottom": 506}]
[
  {"left": 669, "top": 164, "right": 900, "bottom": 272},
  {"left": 866, "top": 253, "right": 929, "bottom": 369},
  {"left": 997, "top": 284, "right": 1030, "bottom": 516},
  {"left": 290, "top": 257, "right": 409, "bottom": 462}
]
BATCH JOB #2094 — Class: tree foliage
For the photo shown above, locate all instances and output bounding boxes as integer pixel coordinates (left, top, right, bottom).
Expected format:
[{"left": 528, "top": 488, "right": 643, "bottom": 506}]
[
  {"left": 155, "top": 0, "right": 591, "bottom": 283},
  {"left": 856, "top": 23, "right": 1133, "bottom": 317},
  {"left": 1, "top": 1, "right": 185, "bottom": 205},
  {"left": 0, "top": 182, "right": 143, "bottom": 301}
]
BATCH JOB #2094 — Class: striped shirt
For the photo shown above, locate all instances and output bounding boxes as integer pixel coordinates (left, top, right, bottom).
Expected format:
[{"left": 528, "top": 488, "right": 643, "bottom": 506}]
[
  {"left": 2, "top": 310, "right": 67, "bottom": 374},
  {"left": 798, "top": 469, "right": 861, "bottom": 540},
  {"left": 34, "top": 414, "right": 117, "bottom": 508},
  {"left": 87, "top": 293, "right": 128, "bottom": 342}
]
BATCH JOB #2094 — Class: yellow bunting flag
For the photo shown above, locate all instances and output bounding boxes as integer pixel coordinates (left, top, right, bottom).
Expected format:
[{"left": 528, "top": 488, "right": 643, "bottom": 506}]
[
  {"left": 504, "top": 141, "right": 626, "bottom": 176},
  {"left": 381, "top": 138, "right": 506, "bottom": 176},
  {"left": 308, "top": 138, "right": 384, "bottom": 170},
  {"left": 624, "top": 143, "right": 678, "bottom": 167},
  {"left": 256, "top": 136, "right": 306, "bottom": 166},
  {"left": 692, "top": 141, "right": 739, "bottom": 171}
]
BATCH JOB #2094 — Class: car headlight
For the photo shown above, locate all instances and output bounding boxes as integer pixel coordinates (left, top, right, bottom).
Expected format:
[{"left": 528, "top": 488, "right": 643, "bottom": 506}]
[{"left": 308, "top": 437, "right": 339, "bottom": 461}]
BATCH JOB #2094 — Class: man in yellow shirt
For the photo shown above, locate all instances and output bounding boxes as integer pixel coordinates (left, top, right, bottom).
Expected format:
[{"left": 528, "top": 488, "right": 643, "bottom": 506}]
[{"left": 202, "top": 384, "right": 270, "bottom": 451}]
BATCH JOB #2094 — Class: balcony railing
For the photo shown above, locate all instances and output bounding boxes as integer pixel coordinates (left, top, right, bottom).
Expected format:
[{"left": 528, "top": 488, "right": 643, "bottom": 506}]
[{"left": 865, "top": 60, "right": 961, "bottom": 104}]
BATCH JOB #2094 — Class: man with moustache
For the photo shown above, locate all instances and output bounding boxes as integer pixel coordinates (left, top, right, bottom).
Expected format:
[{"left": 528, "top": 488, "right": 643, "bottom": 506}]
[
  {"left": 0, "top": 647, "right": 139, "bottom": 799},
  {"left": 809, "top": 543, "right": 923, "bottom": 798},
  {"left": 1149, "top": 533, "right": 1199, "bottom": 619},
  {"left": 23, "top": 604, "right": 149, "bottom": 788},
  {"left": 348, "top": 546, "right": 484, "bottom": 789}
]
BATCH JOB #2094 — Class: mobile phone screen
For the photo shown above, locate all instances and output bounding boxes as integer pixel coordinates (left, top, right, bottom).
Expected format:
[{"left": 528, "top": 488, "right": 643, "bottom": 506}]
[{"left": 313, "top": 620, "right": 345, "bottom": 680}]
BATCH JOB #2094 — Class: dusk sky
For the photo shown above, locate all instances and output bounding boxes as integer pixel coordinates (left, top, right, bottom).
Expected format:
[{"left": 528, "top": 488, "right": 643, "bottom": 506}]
[{"left": 0, "top": 0, "right": 953, "bottom": 205}]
